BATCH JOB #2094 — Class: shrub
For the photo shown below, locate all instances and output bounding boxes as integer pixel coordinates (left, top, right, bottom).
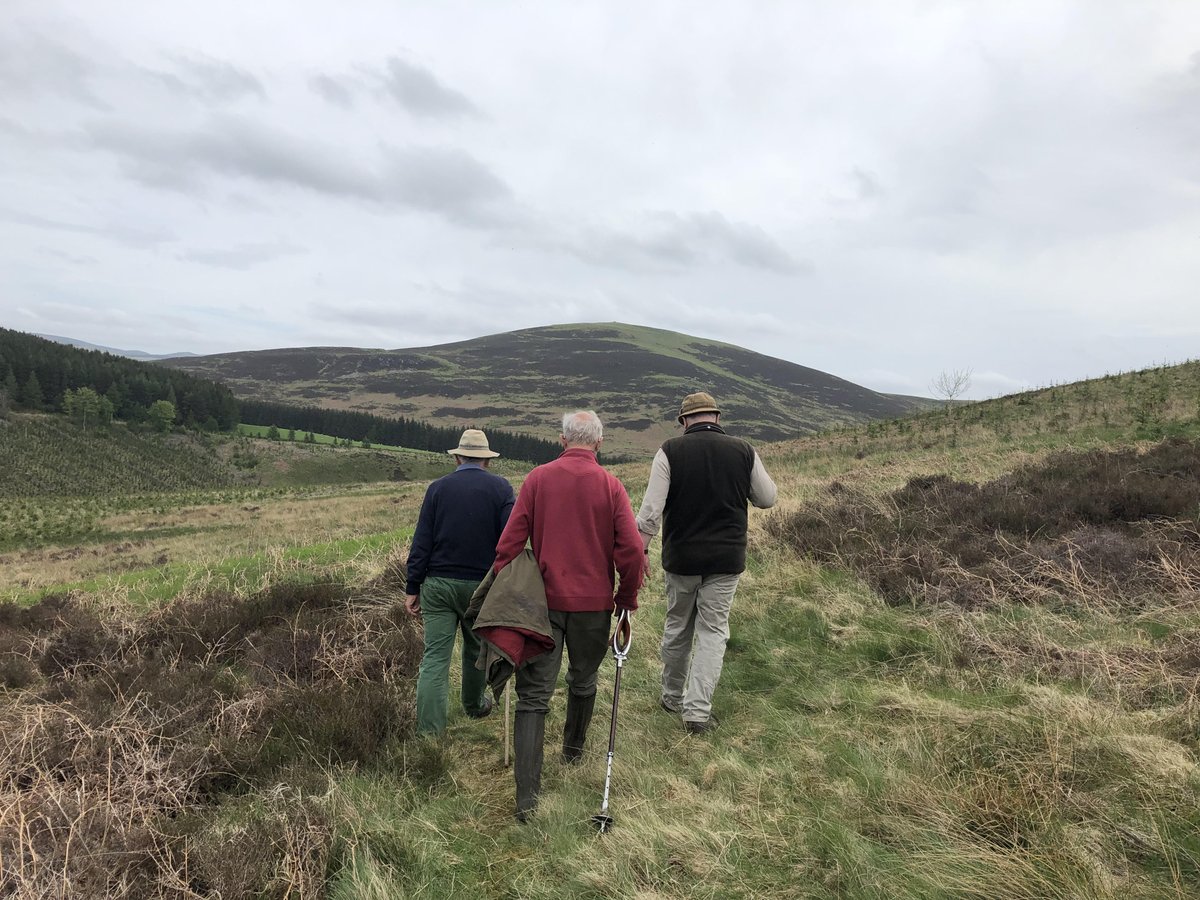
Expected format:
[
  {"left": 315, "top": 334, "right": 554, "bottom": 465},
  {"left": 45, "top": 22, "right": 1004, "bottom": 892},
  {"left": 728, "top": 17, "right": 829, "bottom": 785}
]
[
  {"left": 0, "top": 579, "right": 421, "bottom": 897},
  {"left": 768, "top": 438, "right": 1200, "bottom": 611}
]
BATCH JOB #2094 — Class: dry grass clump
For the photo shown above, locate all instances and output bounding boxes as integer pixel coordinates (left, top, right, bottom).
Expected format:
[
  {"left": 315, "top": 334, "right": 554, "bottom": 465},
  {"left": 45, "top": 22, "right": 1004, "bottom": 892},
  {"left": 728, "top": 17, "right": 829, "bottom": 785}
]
[
  {"left": 0, "top": 577, "right": 420, "bottom": 898},
  {"left": 768, "top": 438, "right": 1200, "bottom": 613},
  {"left": 953, "top": 618, "right": 1200, "bottom": 712}
]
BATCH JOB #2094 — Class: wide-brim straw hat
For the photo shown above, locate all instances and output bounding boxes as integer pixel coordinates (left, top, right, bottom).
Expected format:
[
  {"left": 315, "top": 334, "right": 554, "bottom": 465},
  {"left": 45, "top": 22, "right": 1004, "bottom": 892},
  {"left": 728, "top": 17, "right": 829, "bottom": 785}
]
[
  {"left": 448, "top": 428, "right": 500, "bottom": 458},
  {"left": 677, "top": 391, "right": 722, "bottom": 424}
]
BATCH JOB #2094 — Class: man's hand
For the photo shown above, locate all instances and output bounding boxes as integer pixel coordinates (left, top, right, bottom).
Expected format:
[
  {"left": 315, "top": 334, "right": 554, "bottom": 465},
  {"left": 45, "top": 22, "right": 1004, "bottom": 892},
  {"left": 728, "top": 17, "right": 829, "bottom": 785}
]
[
  {"left": 638, "top": 532, "right": 654, "bottom": 578},
  {"left": 404, "top": 593, "right": 421, "bottom": 617}
]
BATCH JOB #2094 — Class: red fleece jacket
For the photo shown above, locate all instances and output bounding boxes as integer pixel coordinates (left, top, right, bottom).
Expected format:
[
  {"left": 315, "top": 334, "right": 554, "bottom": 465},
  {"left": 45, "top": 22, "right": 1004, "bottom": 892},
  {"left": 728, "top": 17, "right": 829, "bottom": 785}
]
[{"left": 493, "top": 448, "right": 643, "bottom": 612}]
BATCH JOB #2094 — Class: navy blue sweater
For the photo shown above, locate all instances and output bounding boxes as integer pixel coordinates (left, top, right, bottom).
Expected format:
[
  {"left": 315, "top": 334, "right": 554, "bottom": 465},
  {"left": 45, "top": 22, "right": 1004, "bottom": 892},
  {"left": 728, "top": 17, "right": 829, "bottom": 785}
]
[{"left": 406, "top": 464, "right": 515, "bottom": 593}]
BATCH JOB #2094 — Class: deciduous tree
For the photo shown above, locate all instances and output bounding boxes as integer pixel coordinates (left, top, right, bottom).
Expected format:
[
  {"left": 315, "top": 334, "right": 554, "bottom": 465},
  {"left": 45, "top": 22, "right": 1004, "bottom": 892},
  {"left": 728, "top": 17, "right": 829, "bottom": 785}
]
[
  {"left": 149, "top": 399, "right": 176, "bottom": 433},
  {"left": 930, "top": 369, "right": 972, "bottom": 405}
]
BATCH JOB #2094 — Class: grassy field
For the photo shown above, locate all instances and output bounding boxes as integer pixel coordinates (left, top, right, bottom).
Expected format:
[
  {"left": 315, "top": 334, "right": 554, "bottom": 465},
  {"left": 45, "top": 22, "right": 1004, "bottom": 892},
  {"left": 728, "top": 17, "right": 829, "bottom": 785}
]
[
  {"left": 238, "top": 423, "right": 429, "bottom": 454},
  {"left": 2, "top": 361, "right": 1198, "bottom": 898},
  {"left": 0, "top": 416, "right": 532, "bottom": 557}
]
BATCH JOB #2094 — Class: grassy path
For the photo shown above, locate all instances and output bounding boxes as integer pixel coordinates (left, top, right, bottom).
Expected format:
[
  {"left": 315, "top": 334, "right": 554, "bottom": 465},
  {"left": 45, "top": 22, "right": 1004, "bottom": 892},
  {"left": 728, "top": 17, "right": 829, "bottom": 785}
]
[{"left": 318, "top": 542, "right": 1198, "bottom": 899}]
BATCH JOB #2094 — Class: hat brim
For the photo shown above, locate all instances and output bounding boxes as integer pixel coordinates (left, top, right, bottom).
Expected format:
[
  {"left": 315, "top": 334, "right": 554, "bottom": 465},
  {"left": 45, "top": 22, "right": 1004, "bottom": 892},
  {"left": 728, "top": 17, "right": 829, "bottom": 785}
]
[
  {"left": 677, "top": 406, "right": 721, "bottom": 424},
  {"left": 448, "top": 448, "right": 500, "bottom": 459}
]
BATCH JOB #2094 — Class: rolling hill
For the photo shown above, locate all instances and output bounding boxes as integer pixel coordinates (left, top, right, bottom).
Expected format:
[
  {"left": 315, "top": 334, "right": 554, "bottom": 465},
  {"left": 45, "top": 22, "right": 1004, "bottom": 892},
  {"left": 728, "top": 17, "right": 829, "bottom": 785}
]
[
  {"left": 163, "top": 323, "right": 926, "bottom": 454},
  {"left": 35, "top": 333, "right": 196, "bottom": 361}
]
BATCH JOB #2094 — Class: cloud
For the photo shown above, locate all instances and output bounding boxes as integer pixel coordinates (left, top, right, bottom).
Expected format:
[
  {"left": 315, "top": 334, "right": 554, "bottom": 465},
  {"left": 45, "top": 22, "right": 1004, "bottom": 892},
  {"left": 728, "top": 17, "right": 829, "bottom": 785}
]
[
  {"left": 0, "top": 116, "right": 31, "bottom": 139},
  {"left": 378, "top": 145, "right": 512, "bottom": 223},
  {"left": 549, "top": 211, "right": 808, "bottom": 275},
  {"left": 0, "top": 30, "right": 108, "bottom": 108},
  {"left": 0, "top": 207, "right": 175, "bottom": 247},
  {"left": 309, "top": 279, "right": 624, "bottom": 347},
  {"left": 40, "top": 248, "right": 99, "bottom": 266},
  {"left": 851, "top": 167, "right": 885, "bottom": 200},
  {"left": 1142, "top": 51, "right": 1200, "bottom": 172},
  {"left": 638, "top": 296, "right": 790, "bottom": 340},
  {"left": 178, "top": 242, "right": 306, "bottom": 269},
  {"left": 83, "top": 116, "right": 512, "bottom": 226},
  {"left": 310, "top": 73, "right": 354, "bottom": 108},
  {"left": 310, "top": 57, "right": 481, "bottom": 117},
  {"left": 377, "top": 56, "right": 480, "bottom": 118},
  {"left": 145, "top": 54, "right": 266, "bottom": 103},
  {"left": 23, "top": 300, "right": 140, "bottom": 329}
]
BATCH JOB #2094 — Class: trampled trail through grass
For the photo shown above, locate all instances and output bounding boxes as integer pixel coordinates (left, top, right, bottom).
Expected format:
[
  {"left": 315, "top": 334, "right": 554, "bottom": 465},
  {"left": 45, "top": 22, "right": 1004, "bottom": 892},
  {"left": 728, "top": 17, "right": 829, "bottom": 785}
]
[{"left": 2, "top": 362, "right": 1199, "bottom": 897}]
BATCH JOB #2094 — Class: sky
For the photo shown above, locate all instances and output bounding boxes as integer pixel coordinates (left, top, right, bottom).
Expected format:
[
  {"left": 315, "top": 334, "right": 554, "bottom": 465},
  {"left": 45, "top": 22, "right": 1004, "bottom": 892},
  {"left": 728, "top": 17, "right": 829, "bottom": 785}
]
[{"left": 1, "top": 1, "right": 1198, "bottom": 399}]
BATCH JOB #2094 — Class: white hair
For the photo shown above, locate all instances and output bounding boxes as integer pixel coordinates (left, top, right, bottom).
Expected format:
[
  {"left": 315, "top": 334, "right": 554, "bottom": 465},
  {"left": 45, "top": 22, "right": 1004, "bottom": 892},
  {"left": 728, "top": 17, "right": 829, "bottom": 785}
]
[{"left": 562, "top": 410, "right": 603, "bottom": 445}]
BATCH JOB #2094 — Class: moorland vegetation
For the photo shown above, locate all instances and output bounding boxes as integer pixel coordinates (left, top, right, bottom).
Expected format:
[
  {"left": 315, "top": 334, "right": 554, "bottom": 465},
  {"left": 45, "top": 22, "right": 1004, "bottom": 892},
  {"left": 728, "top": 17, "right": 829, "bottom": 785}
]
[{"left": 1, "top": 358, "right": 1198, "bottom": 897}]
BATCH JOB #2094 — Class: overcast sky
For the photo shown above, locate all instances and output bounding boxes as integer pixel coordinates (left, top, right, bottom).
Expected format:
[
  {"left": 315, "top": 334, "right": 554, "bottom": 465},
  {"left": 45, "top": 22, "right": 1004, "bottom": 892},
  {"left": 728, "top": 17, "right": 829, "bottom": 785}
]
[{"left": 1, "top": 1, "right": 1197, "bottom": 398}]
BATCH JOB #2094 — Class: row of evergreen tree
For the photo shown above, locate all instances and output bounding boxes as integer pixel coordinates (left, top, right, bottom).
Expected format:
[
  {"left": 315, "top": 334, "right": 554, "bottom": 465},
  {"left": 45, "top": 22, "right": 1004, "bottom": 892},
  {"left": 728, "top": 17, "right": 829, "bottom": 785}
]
[
  {"left": 0, "top": 329, "right": 239, "bottom": 430},
  {"left": 238, "top": 399, "right": 563, "bottom": 464}
]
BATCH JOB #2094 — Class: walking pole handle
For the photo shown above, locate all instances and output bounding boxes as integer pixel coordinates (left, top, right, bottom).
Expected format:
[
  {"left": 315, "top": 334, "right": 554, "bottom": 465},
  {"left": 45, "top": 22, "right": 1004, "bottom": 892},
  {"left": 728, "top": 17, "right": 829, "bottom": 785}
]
[{"left": 612, "top": 608, "right": 632, "bottom": 662}]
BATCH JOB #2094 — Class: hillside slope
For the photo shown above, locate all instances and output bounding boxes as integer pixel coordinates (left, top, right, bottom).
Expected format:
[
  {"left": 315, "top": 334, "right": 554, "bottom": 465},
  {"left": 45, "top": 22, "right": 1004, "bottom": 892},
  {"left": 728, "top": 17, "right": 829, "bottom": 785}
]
[
  {"left": 164, "top": 323, "right": 924, "bottom": 454},
  {"left": 0, "top": 414, "right": 473, "bottom": 500}
]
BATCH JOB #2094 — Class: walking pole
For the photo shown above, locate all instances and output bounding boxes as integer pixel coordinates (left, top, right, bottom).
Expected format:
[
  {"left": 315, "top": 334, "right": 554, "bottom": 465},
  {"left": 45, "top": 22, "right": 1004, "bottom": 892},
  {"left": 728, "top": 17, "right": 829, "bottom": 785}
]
[
  {"left": 504, "top": 680, "right": 512, "bottom": 767},
  {"left": 592, "top": 608, "right": 632, "bottom": 833}
]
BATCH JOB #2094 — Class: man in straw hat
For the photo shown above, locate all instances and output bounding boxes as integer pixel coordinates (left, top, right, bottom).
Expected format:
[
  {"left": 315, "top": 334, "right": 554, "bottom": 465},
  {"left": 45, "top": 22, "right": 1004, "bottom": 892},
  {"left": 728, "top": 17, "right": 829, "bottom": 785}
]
[
  {"left": 636, "top": 392, "right": 777, "bottom": 735},
  {"left": 405, "top": 428, "right": 515, "bottom": 735},
  {"left": 492, "top": 410, "right": 644, "bottom": 822}
]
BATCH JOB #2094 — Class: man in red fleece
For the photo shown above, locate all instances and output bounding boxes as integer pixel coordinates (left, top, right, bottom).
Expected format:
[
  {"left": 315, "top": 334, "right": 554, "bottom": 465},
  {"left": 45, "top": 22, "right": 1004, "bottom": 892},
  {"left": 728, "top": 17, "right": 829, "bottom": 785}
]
[{"left": 492, "top": 409, "right": 644, "bottom": 822}]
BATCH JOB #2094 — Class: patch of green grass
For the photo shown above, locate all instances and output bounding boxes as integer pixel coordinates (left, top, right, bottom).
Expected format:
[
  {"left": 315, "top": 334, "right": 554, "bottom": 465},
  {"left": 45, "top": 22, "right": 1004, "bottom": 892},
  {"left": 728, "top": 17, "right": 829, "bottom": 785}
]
[
  {"left": 238, "top": 423, "right": 425, "bottom": 455},
  {"left": 5, "top": 527, "right": 414, "bottom": 606}
]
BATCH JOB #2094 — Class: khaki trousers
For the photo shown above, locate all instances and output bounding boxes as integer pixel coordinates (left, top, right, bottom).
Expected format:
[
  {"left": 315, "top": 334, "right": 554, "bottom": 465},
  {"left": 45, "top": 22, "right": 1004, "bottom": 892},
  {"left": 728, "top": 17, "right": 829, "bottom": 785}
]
[{"left": 660, "top": 571, "right": 740, "bottom": 723}]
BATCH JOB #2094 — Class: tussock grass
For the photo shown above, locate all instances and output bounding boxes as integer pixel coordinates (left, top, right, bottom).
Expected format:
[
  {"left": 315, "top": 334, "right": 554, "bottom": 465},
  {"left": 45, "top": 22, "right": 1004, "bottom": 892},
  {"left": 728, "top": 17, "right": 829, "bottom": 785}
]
[{"left": 0, "top": 577, "right": 421, "bottom": 898}]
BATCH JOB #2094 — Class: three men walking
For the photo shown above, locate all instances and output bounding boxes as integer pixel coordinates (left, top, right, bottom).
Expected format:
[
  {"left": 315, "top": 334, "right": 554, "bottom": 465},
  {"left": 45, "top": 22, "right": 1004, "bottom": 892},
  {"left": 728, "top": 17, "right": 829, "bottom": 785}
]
[{"left": 404, "top": 391, "right": 775, "bottom": 820}]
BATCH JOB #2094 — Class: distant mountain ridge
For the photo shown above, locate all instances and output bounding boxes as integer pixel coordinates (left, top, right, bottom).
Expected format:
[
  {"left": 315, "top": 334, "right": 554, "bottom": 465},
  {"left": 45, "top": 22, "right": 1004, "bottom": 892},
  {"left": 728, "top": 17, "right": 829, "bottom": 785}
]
[
  {"left": 36, "top": 334, "right": 196, "bottom": 361},
  {"left": 162, "top": 322, "right": 929, "bottom": 454}
]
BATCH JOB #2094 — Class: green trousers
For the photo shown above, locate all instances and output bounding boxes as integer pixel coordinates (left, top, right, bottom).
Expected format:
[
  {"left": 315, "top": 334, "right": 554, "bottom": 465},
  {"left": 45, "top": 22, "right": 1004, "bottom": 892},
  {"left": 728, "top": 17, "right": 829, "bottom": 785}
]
[{"left": 415, "top": 576, "right": 489, "bottom": 735}]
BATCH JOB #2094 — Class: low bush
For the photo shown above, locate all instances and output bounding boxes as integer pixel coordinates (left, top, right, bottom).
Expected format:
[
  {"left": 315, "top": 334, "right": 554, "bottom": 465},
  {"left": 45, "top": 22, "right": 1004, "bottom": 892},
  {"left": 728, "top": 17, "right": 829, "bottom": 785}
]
[{"left": 769, "top": 438, "right": 1200, "bottom": 612}]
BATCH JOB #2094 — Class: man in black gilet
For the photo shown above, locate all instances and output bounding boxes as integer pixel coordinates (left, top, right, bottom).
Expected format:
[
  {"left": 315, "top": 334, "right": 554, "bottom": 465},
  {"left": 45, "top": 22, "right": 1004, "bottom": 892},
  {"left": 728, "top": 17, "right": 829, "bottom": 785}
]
[{"left": 636, "top": 392, "right": 777, "bottom": 734}]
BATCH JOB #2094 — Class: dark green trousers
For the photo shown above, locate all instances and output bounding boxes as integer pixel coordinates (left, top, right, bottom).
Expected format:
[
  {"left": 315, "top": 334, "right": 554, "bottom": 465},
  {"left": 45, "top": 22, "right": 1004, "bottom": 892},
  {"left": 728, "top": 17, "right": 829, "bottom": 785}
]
[{"left": 415, "top": 576, "right": 489, "bottom": 735}]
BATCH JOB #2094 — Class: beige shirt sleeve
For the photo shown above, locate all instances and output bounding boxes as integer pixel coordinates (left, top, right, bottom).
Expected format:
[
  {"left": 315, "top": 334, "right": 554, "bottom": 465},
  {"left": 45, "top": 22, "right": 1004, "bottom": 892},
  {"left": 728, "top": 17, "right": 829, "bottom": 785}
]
[
  {"left": 749, "top": 452, "right": 777, "bottom": 509},
  {"left": 635, "top": 449, "right": 671, "bottom": 537}
]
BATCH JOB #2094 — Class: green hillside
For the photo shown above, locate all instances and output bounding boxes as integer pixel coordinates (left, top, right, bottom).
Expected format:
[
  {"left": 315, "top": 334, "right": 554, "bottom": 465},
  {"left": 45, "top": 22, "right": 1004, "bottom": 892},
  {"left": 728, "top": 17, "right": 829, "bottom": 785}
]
[
  {"left": 0, "top": 414, "right": 494, "bottom": 501},
  {"left": 163, "top": 322, "right": 927, "bottom": 454},
  {"left": 0, "top": 414, "right": 234, "bottom": 497},
  {"left": 779, "top": 357, "right": 1200, "bottom": 466},
  {"left": 4, "top": 358, "right": 1200, "bottom": 897}
]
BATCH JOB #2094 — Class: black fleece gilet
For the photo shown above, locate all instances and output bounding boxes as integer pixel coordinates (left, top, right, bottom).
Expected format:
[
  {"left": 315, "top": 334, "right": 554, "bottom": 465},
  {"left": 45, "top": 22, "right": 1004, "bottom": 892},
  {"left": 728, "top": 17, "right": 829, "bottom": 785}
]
[{"left": 661, "top": 423, "right": 755, "bottom": 575}]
